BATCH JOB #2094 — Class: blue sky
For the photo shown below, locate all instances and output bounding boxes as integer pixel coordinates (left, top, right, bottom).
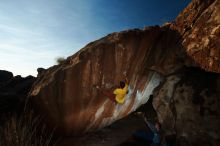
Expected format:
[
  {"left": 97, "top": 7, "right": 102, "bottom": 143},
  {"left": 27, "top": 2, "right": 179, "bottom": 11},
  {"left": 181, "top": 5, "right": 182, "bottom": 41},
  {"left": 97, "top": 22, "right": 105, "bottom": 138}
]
[{"left": 0, "top": 0, "right": 191, "bottom": 77}]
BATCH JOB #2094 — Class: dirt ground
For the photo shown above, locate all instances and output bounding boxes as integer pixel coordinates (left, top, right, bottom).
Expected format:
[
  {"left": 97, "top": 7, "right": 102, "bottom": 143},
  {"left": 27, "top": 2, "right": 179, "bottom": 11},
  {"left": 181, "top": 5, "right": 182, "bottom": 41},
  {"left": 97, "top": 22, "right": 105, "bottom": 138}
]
[{"left": 57, "top": 113, "right": 149, "bottom": 146}]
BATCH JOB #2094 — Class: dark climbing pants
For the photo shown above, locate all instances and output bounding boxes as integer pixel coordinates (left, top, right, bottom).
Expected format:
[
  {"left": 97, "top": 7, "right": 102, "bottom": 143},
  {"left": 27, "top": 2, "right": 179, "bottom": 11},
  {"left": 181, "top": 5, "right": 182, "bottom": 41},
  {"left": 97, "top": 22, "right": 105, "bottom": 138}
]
[{"left": 133, "top": 130, "right": 154, "bottom": 142}]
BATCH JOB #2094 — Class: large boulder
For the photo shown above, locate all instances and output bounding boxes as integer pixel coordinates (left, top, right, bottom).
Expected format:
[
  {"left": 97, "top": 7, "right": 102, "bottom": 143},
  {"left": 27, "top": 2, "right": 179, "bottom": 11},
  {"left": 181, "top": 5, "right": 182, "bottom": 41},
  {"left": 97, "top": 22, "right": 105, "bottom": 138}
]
[{"left": 29, "top": 26, "right": 187, "bottom": 135}]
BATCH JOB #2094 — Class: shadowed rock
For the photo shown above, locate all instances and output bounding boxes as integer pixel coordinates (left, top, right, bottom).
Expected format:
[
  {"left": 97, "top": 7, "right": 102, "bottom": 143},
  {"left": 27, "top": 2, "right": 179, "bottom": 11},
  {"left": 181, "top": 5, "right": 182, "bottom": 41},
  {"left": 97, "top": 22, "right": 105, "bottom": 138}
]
[
  {"left": 153, "top": 67, "right": 220, "bottom": 146},
  {"left": 0, "top": 70, "right": 13, "bottom": 84},
  {"left": 0, "top": 72, "right": 36, "bottom": 114}
]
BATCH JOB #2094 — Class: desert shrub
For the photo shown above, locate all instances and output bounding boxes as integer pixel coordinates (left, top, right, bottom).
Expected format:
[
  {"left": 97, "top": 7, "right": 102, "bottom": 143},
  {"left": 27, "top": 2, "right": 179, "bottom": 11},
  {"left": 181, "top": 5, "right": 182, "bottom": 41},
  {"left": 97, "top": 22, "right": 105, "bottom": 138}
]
[
  {"left": 0, "top": 112, "right": 56, "bottom": 146},
  {"left": 55, "top": 57, "right": 65, "bottom": 65}
]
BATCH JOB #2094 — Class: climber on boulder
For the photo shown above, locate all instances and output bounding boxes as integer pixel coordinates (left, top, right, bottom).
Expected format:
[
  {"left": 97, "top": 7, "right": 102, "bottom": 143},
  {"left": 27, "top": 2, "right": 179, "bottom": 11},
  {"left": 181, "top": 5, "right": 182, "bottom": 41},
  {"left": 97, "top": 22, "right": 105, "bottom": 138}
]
[
  {"left": 113, "top": 79, "right": 129, "bottom": 104},
  {"left": 96, "top": 78, "right": 129, "bottom": 104}
]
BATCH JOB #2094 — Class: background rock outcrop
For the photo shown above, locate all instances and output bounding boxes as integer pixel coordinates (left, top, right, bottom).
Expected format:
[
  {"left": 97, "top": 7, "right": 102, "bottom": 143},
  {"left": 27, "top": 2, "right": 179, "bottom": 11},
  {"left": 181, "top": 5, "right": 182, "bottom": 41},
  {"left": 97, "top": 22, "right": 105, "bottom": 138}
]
[
  {"left": 0, "top": 70, "right": 13, "bottom": 85},
  {"left": 0, "top": 71, "right": 35, "bottom": 114}
]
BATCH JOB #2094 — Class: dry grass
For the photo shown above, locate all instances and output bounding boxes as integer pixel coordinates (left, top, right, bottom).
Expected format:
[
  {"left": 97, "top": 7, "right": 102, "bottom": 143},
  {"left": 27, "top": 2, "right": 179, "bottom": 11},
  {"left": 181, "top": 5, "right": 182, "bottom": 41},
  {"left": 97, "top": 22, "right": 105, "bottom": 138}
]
[{"left": 0, "top": 111, "right": 56, "bottom": 146}]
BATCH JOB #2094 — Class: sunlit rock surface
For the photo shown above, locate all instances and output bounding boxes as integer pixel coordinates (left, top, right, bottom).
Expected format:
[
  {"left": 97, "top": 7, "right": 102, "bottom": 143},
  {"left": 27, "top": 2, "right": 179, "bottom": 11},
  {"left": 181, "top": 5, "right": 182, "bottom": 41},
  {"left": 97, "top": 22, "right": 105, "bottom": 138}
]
[{"left": 171, "top": 0, "right": 220, "bottom": 72}]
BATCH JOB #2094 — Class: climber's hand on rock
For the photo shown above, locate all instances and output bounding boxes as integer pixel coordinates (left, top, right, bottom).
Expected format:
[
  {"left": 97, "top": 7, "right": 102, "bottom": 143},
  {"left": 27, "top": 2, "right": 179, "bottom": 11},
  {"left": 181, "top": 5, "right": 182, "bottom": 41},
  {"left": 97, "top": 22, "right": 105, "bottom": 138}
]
[
  {"left": 93, "top": 85, "right": 100, "bottom": 90},
  {"left": 125, "top": 77, "right": 128, "bottom": 84}
]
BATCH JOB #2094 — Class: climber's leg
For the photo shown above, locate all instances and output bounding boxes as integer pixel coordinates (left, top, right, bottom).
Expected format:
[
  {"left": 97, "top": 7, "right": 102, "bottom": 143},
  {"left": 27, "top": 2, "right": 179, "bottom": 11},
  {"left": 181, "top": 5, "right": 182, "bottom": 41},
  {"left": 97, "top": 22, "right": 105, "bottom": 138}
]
[
  {"left": 133, "top": 130, "right": 154, "bottom": 142},
  {"left": 95, "top": 86, "right": 116, "bottom": 102},
  {"left": 102, "top": 91, "right": 116, "bottom": 102}
]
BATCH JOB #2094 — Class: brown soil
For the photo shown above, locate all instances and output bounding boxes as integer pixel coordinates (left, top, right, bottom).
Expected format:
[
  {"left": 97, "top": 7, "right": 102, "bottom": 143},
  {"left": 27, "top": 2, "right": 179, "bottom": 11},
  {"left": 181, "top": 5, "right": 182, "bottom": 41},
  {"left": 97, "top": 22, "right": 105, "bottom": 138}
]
[{"left": 57, "top": 113, "right": 148, "bottom": 146}]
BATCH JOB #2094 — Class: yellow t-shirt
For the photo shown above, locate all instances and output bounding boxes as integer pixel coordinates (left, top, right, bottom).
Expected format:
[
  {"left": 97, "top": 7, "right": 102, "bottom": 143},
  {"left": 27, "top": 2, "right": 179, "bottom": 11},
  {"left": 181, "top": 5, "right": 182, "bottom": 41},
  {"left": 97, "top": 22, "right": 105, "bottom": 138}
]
[{"left": 113, "top": 84, "right": 128, "bottom": 104}]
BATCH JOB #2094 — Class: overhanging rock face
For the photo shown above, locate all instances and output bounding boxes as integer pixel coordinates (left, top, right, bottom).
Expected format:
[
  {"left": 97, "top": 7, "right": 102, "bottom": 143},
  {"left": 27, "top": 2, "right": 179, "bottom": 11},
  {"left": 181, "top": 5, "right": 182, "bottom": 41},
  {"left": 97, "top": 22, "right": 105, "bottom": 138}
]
[{"left": 29, "top": 26, "right": 185, "bottom": 135}]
